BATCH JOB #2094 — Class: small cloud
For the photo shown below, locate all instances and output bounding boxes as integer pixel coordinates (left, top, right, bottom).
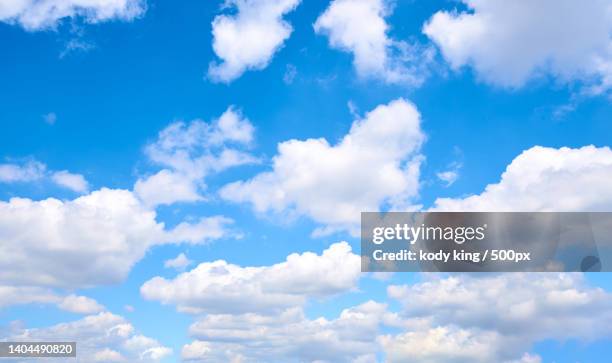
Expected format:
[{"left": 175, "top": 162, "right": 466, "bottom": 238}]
[
  {"left": 124, "top": 305, "right": 135, "bottom": 313},
  {"left": 437, "top": 161, "right": 462, "bottom": 187},
  {"left": 43, "top": 112, "right": 57, "bottom": 125},
  {"left": 164, "top": 253, "right": 193, "bottom": 271},
  {"left": 347, "top": 100, "right": 359, "bottom": 118},
  {"left": 59, "top": 38, "right": 95, "bottom": 59},
  {"left": 0, "top": 160, "right": 46, "bottom": 183},
  {"left": 51, "top": 170, "right": 89, "bottom": 193},
  {"left": 283, "top": 64, "right": 297, "bottom": 85},
  {"left": 58, "top": 294, "right": 105, "bottom": 314}
]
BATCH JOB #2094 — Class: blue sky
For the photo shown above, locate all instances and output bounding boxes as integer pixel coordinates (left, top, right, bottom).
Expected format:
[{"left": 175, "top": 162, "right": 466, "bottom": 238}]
[{"left": 1, "top": 0, "right": 612, "bottom": 362}]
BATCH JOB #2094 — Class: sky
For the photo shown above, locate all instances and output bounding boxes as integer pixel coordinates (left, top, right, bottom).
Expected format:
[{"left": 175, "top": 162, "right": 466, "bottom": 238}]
[{"left": 1, "top": 0, "right": 612, "bottom": 362}]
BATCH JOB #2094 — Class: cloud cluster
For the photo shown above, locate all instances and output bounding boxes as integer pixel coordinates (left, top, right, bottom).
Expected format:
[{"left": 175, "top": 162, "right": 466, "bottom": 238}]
[
  {"left": 424, "top": 0, "right": 612, "bottom": 93},
  {"left": 0, "top": 188, "right": 234, "bottom": 290},
  {"left": 0, "top": 0, "right": 145, "bottom": 31},
  {"left": 432, "top": 145, "right": 612, "bottom": 211},
  {"left": 141, "top": 242, "right": 360, "bottom": 314},
  {"left": 182, "top": 301, "right": 394, "bottom": 363},
  {"left": 315, "top": 0, "right": 433, "bottom": 85},
  {"left": 384, "top": 273, "right": 612, "bottom": 362},
  {"left": 0, "top": 286, "right": 105, "bottom": 314},
  {"left": 0, "top": 159, "right": 88, "bottom": 193},
  {"left": 208, "top": 0, "right": 302, "bottom": 83},
  {"left": 135, "top": 107, "right": 257, "bottom": 207},
  {"left": 6, "top": 312, "right": 172, "bottom": 362},
  {"left": 221, "top": 99, "right": 425, "bottom": 235},
  {"left": 170, "top": 271, "right": 612, "bottom": 362}
]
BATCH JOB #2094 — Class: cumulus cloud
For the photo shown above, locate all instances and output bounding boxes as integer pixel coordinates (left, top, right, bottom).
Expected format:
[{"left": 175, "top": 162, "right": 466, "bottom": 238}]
[
  {"left": 381, "top": 327, "right": 511, "bottom": 363},
  {"left": 0, "top": 159, "right": 89, "bottom": 193},
  {"left": 0, "top": 286, "right": 61, "bottom": 309},
  {"left": 135, "top": 107, "right": 257, "bottom": 207},
  {"left": 58, "top": 294, "right": 105, "bottom": 314},
  {"left": 314, "top": 0, "right": 433, "bottom": 85},
  {"left": 384, "top": 273, "right": 612, "bottom": 362},
  {"left": 432, "top": 145, "right": 612, "bottom": 211},
  {"left": 0, "top": 286, "right": 104, "bottom": 314},
  {"left": 0, "top": 160, "right": 46, "bottom": 182},
  {"left": 208, "top": 0, "right": 301, "bottom": 83},
  {"left": 220, "top": 99, "right": 425, "bottom": 235},
  {"left": 164, "top": 252, "right": 193, "bottom": 271},
  {"left": 6, "top": 312, "right": 172, "bottom": 362},
  {"left": 0, "top": 0, "right": 146, "bottom": 31},
  {"left": 173, "top": 273, "right": 612, "bottom": 362},
  {"left": 0, "top": 188, "right": 235, "bottom": 289},
  {"left": 182, "top": 301, "right": 394, "bottom": 363},
  {"left": 141, "top": 242, "right": 360, "bottom": 314},
  {"left": 423, "top": 0, "right": 612, "bottom": 93},
  {"left": 51, "top": 170, "right": 89, "bottom": 193}
]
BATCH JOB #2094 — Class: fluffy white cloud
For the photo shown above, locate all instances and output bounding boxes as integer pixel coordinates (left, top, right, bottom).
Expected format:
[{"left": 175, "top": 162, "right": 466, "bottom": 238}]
[
  {"left": 423, "top": 0, "right": 612, "bottom": 92},
  {"left": 220, "top": 99, "right": 424, "bottom": 235},
  {"left": 58, "top": 294, "right": 105, "bottom": 314},
  {"left": 135, "top": 107, "right": 257, "bottom": 207},
  {"left": 384, "top": 273, "right": 612, "bottom": 362},
  {"left": 208, "top": 0, "right": 301, "bottom": 83},
  {"left": 164, "top": 252, "right": 193, "bottom": 271},
  {"left": 315, "top": 0, "right": 433, "bottom": 85},
  {"left": 0, "top": 188, "right": 234, "bottom": 289},
  {"left": 381, "top": 327, "right": 510, "bottom": 363},
  {"left": 0, "top": 286, "right": 105, "bottom": 314},
  {"left": 432, "top": 145, "right": 612, "bottom": 211},
  {"left": 0, "top": 0, "right": 146, "bottom": 31},
  {"left": 0, "top": 286, "right": 60, "bottom": 308},
  {"left": 51, "top": 170, "right": 89, "bottom": 193},
  {"left": 182, "top": 301, "right": 393, "bottom": 363},
  {"left": 6, "top": 312, "right": 172, "bottom": 362},
  {"left": 141, "top": 242, "right": 360, "bottom": 314},
  {"left": 0, "top": 159, "right": 89, "bottom": 193},
  {"left": 0, "top": 160, "right": 46, "bottom": 182}
]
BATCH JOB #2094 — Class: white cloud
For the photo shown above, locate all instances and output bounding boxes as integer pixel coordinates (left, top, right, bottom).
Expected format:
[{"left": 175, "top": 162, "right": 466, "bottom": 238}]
[
  {"left": 0, "top": 285, "right": 60, "bottom": 308},
  {"left": 432, "top": 145, "right": 612, "bottom": 211},
  {"left": 384, "top": 273, "right": 612, "bottom": 362},
  {"left": 314, "top": 0, "right": 433, "bottom": 85},
  {"left": 134, "top": 169, "right": 203, "bottom": 207},
  {"left": 164, "top": 253, "right": 193, "bottom": 271},
  {"left": 220, "top": 99, "right": 425, "bottom": 235},
  {"left": 164, "top": 216, "right": 237, "bottom": 245},
  {"left": 135, "top": 107, "right": 257, "bottom": 208},
  {"left": 423, "top": 0, "right": 612, "bottom": 92},
  {"left": 0, "top": 188, "right": 235, "bottom": 289},
  {"left": 0, "top": 159, "right": 89, "bottom": 193},
  {"left": 0, "top": 0, "right": 146, "bottom": 31},
  {"left": 51, "top": 170, "right": 89, "bottom": 193},
  {"left": 436, "top": 170, "right": 458, "bottom": 186},
  {"left": 436, "top": 161, "right": 462, "bottom": 187},
  {"left": 7, "top": 312, "right": 172, "bottom": 363},
  {"left": 380, "top": 327, "right": 510, "bottom": 363},
  {"left": 141, "top": 242, "right": 360, "bottom": 314},
  {"left": 182, "top": 301, "right": 393, "bottom": 363},
  {"left": 208, "top": 0, "right": 301, "bottom": 83},
  {"left": 58, "top": 294, "right": 105, "bottom": 314},
  {"left": 179, "top": 271, "right": 607, "bottom": 363},
  {"left": 0, "top": 160, "right": 46, "bottom": 182},
  {"left": 0, "top": 286, "right": 105, "bottom": 315}
]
